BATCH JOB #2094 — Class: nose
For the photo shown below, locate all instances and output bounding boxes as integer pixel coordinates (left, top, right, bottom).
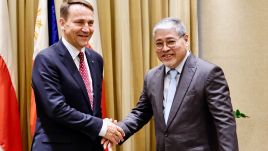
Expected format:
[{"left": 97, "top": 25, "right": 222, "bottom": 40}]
[
  {"left": 162, "top": 42, "right": 170, "bottom": 52},
  {"left": 81, "top": 26, "right": 90, "bottom": 32},
  {"left": 81, "top": 22, "right": 94, "bottom": 32},
  {"left": 82, "top": 26, "right": 94, "bottom": 34}
]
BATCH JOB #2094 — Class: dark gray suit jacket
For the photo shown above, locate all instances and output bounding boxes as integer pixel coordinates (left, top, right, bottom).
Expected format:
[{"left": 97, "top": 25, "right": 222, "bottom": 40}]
[
  {"left": 31, "top": 40, "right": 104, "bottom": 151},
  {"left": 118, "top": 54, "right": 238, "bottom": 151}
]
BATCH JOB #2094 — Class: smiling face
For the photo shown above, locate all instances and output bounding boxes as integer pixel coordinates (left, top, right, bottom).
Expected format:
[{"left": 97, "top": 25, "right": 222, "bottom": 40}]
[
  {"left": 59, "top": 4, "right": 94, "bottom": 50},
  {"left": 154, "top": 27, "right": 189, "bottom": 68}
]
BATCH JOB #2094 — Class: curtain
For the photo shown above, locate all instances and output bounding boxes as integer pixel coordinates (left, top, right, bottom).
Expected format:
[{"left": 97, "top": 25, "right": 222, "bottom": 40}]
[
  {"left": 15, "top": 0, "right": 198, "bottom": 150},
  {"left": 17, "top": 0, "right": 38, "bottom": 150}
]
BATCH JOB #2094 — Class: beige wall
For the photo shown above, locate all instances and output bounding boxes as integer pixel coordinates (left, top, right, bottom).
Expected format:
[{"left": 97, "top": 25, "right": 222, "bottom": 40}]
[{"left": 199, "top": 0, "right": 268, "bottom": 150}]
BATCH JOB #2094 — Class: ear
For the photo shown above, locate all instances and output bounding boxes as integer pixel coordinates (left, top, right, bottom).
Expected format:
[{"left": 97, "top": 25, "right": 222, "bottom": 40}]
[
  {"left": 59, "top": 18, "right": 65, "bottom": 31},
  {"left": 183, "top": 34, "right": 190, "bottom": 46},
  {"left": 184, "top": 33, "right": 189, "bottom": 42}
]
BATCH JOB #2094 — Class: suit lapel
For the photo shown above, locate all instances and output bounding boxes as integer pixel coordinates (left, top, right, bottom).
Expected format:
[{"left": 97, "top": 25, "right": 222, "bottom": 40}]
[
  {"left": 151, "top": 65, "right": 166, "bottom": 129},
  {"left": 56, "top": 40, "right": 92, "bottom": 112},
  {"left": 166, "top": 54, "right": 197, "bottom": 127}
]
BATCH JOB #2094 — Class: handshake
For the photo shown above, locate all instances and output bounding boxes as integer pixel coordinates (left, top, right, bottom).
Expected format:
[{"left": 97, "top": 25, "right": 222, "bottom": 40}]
[{"left": 101, "top": 118, "right": 125, "bottom": 151}]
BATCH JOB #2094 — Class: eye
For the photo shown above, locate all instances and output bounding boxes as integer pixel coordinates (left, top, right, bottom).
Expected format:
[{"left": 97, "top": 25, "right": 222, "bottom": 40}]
[
  {"left": 74, "top": 21, "right": 84, "bottom": 25},
  {"left": 167, "top": 40, "right": 176, "bottom": 45},
  {"left": 155, "top": 41, "right": 163, "bottom": 46},
  {"left": 88, "top": 21, "right": 94, "bottom": 26},
  {"left": 169, "top": 39, "right": 176, "bottom": 43}
]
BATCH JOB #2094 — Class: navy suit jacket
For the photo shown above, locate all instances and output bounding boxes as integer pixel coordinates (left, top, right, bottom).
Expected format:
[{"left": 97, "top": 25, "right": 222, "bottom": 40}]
[
  {"left": 118, "top": 54, "right": 238, "bottom": 151},
  {"left": 31, "top": 39, "right": 104, "bottom": 151}
]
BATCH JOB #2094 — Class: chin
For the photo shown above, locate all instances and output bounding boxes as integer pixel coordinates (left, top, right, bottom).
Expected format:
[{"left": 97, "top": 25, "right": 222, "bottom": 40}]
[
  {"left": 80, "top": 43, "right": 87, "bottom": 47},
  {"left": 162, "top": 61, "right": 175, "bottom": 68},
  {"left": 163, "top": 63, "right": 174, "bottom": 68}
]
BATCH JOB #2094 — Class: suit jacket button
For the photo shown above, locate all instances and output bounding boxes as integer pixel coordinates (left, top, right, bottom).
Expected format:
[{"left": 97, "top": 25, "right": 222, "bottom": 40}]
[{"left": 164, "top": 133, "right": 168, "bottom": 137}]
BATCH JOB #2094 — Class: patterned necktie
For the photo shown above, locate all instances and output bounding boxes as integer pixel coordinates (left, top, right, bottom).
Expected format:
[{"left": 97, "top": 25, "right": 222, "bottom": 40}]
[
  {"left": 78, "top": 52, "right": 93, "bottom": 110},
  {"left": 164, "top": 69, "right": 178, "bottom": 124}
]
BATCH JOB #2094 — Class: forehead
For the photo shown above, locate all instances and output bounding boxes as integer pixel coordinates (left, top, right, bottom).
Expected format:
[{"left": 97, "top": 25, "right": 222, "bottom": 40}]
[
  {"left": 154, "top": 27, "right": 178, "bottom": 40},
  {"left": 68, "top": 4, "right": 94, "bottom": 18}
]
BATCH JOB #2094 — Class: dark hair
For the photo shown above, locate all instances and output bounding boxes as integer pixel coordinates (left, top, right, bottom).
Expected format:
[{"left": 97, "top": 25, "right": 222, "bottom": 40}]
[{"left": 60, "top": 0, "right": 94, "bottom": 20}]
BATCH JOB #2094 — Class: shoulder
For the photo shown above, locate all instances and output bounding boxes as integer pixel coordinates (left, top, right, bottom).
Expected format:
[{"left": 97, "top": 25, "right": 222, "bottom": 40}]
[
  {"left": 145, "top": 64, "right": 164, "bottom": 80},
  {"left": 148, "top": 64, "right": 163, "bottom": 73},
  {"left": 33, "top": 42, "right": 64, "bottom": 70},
  {"left": 192, "top": 55, "right": 226, "bottom": 84},
  {"left": 36, "top": 42, "right": 60, "bottom": 59},
  {"left": 85, "top": 48, "right": 103, "bottom": 61},
  {"left": 35, "top": 46, "right": 57, "bottom": 63},
  {"left": 191, "top": 55, "right": 223, "bottom": 73},
  {"left": 85, "top": 48, "right": 104, "bottom": 70}
]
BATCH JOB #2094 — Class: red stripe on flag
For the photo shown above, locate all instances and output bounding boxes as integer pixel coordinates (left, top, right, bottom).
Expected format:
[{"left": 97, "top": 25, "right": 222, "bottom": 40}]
[
  {"left": 101, "top": 80, "right": 107, "bottom": 118},
  {"left": 30, "top": 89, "right": 36, "bottom": 137},
  {"left": 0, "top": 56, "right": 23, "bottom": 151},
  {"left": 86, "top": 43, "right": 107, "bottom": 118}
]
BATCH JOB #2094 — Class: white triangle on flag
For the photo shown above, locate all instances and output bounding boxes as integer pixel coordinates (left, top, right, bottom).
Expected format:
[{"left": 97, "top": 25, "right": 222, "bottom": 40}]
[{"left": 0, "top": 0, "right": 18, "bottom": 94}]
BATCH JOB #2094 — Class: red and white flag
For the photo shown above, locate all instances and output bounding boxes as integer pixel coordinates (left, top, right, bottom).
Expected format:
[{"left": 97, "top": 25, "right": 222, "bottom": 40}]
[
  {"left": 88, "top": 0, "right": 107, "bottom": 118},
  {"left": 0, "top": 0, "right": 23, "bottom": 151}
]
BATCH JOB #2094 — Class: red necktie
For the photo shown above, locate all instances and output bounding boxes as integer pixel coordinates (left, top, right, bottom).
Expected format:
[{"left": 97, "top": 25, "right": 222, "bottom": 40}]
[{"left": 78, "top": 52, "right": 93, "bottom": 110}]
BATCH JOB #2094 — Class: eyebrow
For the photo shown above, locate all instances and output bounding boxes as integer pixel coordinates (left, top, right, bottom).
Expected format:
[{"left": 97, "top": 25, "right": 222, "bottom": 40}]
[
  {"left": 67, "top": 1, "right": 83, "bottom": 5},
  {"left": 155, "top": 37, "right": 177, "bottom": 41}
]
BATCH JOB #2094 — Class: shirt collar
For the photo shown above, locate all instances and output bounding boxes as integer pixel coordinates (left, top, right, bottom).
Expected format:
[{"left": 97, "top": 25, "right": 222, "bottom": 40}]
[
  {"left": 62, "top": 37, "right": 86, "bottom": 60},
  {"left": 165, "top": 50, "right": 190, "bottom": 74}
]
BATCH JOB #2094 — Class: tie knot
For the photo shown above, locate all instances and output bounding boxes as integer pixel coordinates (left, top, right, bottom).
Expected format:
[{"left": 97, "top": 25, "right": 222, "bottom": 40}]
[
  {"left": 78, "top": 52, "right": 84, "bottom": 62},
  {"left": 169, "top": 69, "right": 178, "bottom": 79}
]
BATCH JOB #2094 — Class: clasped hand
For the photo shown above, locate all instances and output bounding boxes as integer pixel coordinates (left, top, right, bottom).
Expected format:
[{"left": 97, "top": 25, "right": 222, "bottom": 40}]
[{"left": 102, "top": 118, "right": 124, "bottom": 150}]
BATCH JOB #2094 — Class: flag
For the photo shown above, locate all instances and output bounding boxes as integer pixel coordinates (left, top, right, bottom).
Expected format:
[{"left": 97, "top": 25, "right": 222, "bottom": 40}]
[
  {"left": 88, "top": 0, "right": 107, "bottom": 118},
  {"left": 30, "top": 0, "right": 59, "bottom": 137},
  {"left": 86, "top": 0, "right": 110, "bottom": 148},
  {"left": 48, "top": 0, "right": 59, "bottom": 46},
  {"left": 0, "top": 0, "right": 23, "bottom": 151}
]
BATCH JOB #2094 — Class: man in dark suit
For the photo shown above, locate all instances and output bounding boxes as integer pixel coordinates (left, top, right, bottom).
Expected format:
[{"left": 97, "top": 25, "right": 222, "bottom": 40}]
[
  {"left": 31, "top": 1, "right": 124, "bottom": 151},
  {"left": 103, "top": 18, "right": 238, "bottom": 151}
]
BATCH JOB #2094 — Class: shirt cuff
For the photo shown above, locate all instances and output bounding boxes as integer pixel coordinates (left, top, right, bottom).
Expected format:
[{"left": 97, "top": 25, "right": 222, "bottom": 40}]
[{"left": 99, "top": 119, "right": 108, "bottom": 136}]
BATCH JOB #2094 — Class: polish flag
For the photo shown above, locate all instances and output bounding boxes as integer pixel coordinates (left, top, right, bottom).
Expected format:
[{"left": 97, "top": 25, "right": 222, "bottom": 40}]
[
  {"left": 0, "top": 0, "right": 23, "bottom": 151},
  {"left": 88, "top": 0, "right": 107, "bottom": 118}
]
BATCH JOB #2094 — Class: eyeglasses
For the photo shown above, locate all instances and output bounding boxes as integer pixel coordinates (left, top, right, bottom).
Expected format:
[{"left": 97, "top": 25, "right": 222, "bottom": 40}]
[{"left": 154, "top": 34, "right": 185, "bottom": 50}]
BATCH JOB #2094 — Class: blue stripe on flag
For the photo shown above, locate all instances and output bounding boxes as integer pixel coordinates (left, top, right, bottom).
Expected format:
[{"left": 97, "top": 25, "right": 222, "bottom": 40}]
[{"left": 48, "top": 0, "right": 59, "bottom": 45}]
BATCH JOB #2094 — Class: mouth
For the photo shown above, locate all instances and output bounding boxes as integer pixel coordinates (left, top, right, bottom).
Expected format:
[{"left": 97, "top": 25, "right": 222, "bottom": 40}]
[
  {"left": 79, "top": 34, "right": 89, "bottom": 37},
  {"left": 78, "top": 34, "right": 90, "bottom": 40},
  {"left": 161, "top": 54, "right": 174, "bottom": 60}
]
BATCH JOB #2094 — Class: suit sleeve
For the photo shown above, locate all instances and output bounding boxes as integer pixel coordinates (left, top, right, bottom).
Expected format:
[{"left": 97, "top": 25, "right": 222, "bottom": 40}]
[
  {"left": 205, "top": 66, "right": 239, "bottom": 151},
  {"left": 118, "top": 73, "right": 153, "bottom": 141},
  {"left": 32, "top": 52, "right": 103, "bottom": 141}
]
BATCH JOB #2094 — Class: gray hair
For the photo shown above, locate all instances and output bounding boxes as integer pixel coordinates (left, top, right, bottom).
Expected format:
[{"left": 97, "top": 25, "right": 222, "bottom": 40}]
[{"left": 152, "top": 17, "right": 186, "bottom": 37}]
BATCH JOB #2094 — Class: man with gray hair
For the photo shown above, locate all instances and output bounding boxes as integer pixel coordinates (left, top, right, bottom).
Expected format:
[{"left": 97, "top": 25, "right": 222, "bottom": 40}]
[{"left": 103, "top": 17, "right": 238, "bottom": 151}]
